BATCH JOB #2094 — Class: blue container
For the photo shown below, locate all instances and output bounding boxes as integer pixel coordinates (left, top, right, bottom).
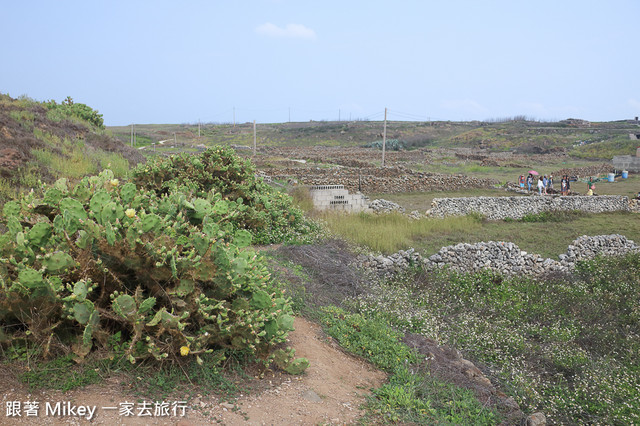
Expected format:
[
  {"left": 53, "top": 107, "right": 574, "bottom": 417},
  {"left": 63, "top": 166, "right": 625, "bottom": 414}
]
[
  {"left": 622, "top": 170, "right": 629, "bottom": 179},
  {"left": 607, "top": 173, "right": 615, "bottom": 182}
]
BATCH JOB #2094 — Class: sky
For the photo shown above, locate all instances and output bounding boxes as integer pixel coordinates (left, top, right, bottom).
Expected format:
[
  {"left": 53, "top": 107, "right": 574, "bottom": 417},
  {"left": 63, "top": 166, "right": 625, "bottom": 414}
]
[{"left": 2, "top": 0, "right": 639, "bottom": 126}]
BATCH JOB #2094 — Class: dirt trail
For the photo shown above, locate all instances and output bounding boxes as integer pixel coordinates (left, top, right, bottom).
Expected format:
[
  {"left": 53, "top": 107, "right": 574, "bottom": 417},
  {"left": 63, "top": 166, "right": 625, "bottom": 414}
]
[{"left": 0, "top": 317, "right": 386, "bottom": 425}]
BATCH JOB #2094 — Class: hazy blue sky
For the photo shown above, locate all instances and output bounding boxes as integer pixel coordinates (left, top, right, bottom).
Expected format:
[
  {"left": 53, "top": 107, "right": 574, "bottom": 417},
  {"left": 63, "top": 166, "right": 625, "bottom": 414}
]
[{"left": 2, "top": 0, "right": 639, "bottom": 125}]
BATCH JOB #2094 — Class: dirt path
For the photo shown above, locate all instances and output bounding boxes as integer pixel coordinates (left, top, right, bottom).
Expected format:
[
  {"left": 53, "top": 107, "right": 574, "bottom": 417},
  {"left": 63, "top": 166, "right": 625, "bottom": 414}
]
[{"left": 0, "top": 317, "right": 386, "bottom": 425}]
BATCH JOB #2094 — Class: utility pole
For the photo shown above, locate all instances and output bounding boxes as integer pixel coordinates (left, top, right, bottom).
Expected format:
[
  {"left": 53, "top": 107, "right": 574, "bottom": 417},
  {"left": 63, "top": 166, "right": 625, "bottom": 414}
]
[
  {"left": 382, "top": 107, "right": 387, "bottom": 167},
  {"left": 288, "top": 107, "right": 291, "bottom": 123},
  {"left": 253, "top": 120, "right": 257, "bottom": 156}
]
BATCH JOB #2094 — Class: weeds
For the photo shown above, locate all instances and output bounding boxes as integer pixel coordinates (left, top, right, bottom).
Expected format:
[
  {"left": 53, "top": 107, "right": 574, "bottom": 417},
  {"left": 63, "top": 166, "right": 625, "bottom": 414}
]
[
  {"left": 319, "top": 212, "right": 482, "bottom": 254},
  {"left": 319, "top": 306, "right": 501, "bottom": 424},
  {"left": 344, "top": 255, "right": 640, "bottom": 424}
]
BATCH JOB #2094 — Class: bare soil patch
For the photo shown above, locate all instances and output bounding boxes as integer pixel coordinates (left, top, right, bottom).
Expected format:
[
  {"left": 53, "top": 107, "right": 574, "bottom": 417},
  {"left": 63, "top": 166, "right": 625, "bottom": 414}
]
[{"left": 0, "top": 317, "right": 385, "bottom": 425}]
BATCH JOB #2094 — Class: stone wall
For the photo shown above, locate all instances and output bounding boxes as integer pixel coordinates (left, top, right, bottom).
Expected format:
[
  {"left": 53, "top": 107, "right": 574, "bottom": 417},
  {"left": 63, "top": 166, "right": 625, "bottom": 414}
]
[
  {"left": 359, "top": 235, "right": 639, "bottom": 277},
  {"left": 427, "top": 195, "right": 631, "bottom": 220},
  {"left": 271, "top": 166, "right": 499, "bottom": 194}
]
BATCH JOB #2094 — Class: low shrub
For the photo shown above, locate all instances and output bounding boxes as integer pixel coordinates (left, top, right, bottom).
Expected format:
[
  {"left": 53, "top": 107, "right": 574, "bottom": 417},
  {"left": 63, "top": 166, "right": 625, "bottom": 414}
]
[
  {"left": 131, "top": 146, "right": 319, "bottom": 244},
  {"left": 0, "top": 170, "right": 295, "bottom": 364}
]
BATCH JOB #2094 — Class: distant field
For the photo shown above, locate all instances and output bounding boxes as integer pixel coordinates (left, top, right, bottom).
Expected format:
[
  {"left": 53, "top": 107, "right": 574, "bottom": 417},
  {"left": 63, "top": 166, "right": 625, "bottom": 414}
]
[{"left": 108, "top": 119, "right": 640, "bottom": 152}]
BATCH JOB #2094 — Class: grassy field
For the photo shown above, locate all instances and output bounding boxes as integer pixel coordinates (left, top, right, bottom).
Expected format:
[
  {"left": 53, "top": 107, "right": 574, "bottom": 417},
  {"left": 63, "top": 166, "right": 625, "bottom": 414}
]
[
  {"left": 319, "top": 210, "right": 640, "bottom": 258},
  {"left": 367, "top": 189, "right": 525, "bottom": 211}
]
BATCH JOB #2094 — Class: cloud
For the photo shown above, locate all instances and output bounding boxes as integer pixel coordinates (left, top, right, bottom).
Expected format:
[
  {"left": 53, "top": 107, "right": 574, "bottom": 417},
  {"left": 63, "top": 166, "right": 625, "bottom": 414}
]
[{"left": 255, "top": 22, "right": 317, "bottom": 40}]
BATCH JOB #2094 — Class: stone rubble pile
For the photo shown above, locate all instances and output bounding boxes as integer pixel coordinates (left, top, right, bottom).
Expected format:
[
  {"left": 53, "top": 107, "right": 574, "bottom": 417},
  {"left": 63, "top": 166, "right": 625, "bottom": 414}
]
[
  {"left": 358, "top": 248, "right": 422, "bottom": 275},
  {"left": 358, "top": 235, "right": 639, "bottom": 277},
  {"left": 407, "top": 210, "right": 424, "bottom": 220},
  {"left": 559, "top": 234, "right": 638, "bottom": 263},
  {"left": 368, "top": 199, "right": 405, "bottom": 213}
]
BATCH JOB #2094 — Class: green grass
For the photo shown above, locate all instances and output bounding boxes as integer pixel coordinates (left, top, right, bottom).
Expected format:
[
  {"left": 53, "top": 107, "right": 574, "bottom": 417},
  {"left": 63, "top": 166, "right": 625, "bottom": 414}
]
[
  {"left": 417, "top": 211, "right": 640, "bottom": 258},
  {"left": 19, "top": 355, "right": 102, "bottom": 392},
  {"left": 321, "top": 198, "right": 640, "bottom": 258},
  {"left": 32, "top": 146, "right": 98, "bottom": 178},
  {"left": 319, "top": 211, "right": 483, "bottom": 254},
  {"left": 320, "top": 306, "right": 500, "bottom": 424}
]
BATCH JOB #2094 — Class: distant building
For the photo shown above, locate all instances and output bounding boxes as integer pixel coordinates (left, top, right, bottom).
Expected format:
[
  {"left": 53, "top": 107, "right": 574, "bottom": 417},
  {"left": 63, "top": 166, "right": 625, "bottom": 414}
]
[{"left": 612, "top": 147, "right": 640, "bottom": 171}]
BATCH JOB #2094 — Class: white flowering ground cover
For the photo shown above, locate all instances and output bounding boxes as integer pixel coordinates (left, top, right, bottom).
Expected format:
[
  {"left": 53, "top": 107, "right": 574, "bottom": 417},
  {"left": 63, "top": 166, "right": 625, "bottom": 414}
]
[{"left": 345, "top": 254, "right": 640, "bottom": 424}]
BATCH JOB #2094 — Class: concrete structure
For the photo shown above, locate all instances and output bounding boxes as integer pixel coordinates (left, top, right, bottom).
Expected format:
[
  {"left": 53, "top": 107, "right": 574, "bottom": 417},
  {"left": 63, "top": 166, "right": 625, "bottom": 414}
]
[
  {"left": 309, "top": 185, "right": 370, "bottom": 212},
  {"left": 612, "top": 147, "right": 640, "bottom": 172}
]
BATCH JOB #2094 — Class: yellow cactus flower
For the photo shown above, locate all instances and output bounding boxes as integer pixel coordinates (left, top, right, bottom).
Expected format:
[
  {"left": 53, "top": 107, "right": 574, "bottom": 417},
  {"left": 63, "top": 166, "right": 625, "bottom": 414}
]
[
  {"left": 180, "top": 346, "right": 190, "bottom": 356},
  {"left": 110, "top": 179, "right": 119, "bottom": 187},
  {"left": 125, "top": 208, "right": 136, "bottom": 218}
]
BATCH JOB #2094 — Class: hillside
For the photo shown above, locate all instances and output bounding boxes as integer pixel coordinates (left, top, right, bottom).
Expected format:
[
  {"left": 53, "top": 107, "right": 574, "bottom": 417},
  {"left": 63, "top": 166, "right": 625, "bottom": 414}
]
[
  {"left": 0, "top": 94, "right": 144, "bottom": 204},
  {"left": 109, "top": 118, "right": 640, "bottom": 158}
]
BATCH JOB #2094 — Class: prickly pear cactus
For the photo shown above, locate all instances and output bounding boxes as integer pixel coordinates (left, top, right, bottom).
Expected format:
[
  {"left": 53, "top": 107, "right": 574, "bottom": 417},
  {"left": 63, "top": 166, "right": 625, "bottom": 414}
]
[
  {"left": 131, "top": 146, "right": 319, "bottom": 244},
  {"left": 0, "top": 169, "right": 296, "bottom": 364}
]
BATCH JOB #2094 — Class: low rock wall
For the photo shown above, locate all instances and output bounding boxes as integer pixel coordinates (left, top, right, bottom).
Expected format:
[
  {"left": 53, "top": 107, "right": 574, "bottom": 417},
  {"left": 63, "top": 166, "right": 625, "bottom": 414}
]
[
  {"left": 427, "top": 195, "right": 631, "bottom": 220},
  {"left": 271, "top": 167, "right": 499, "bottom": 193},
  {"left": 358, "top": 235, "right": 639, "bottom": 277}
]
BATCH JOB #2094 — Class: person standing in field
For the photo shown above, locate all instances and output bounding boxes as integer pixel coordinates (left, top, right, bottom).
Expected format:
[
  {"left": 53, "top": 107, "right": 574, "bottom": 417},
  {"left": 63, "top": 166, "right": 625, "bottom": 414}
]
[
  {"left": 561, "top": 176, "right": 567, "bottom": 195},
  {"left": 549, "top": 174, "right": 554, "bottom": 191},
  {"left": 537, "top": 176, "right": 544, "bottom": 195},
  {"left": 527, "top": 174, "right": 533, "bottom": 191},
  {"left": 519, "top": 175, "right": 525, "bottom": 188},
  {"left": 542, "top": 175, "right": 548, "bottom": 194}
]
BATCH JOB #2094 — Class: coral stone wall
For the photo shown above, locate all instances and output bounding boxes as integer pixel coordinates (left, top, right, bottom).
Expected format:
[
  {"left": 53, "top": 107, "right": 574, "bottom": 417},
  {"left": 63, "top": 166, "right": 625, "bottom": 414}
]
[{"left": 427, "top": 195, "right": 631, "bottom": 220}]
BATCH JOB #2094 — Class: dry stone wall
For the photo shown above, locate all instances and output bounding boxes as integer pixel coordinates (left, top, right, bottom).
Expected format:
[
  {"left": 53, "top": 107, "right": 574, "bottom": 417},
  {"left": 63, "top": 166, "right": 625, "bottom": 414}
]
[
  {"left": 359, "top": 235, "right": 639, "bottom": 277},
  {"left": 270, "top": 166, "right": 499, "bottom": 193},
  {"left": 427, "top": 195, "right": 631, "bottom": 220}
]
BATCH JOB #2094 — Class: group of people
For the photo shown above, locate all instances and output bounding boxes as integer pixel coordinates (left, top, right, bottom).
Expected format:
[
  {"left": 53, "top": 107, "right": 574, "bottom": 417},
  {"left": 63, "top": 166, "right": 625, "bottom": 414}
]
[
  {"left": 518, "top": 174, "right": 574, "bottom": 196},
  {"left": 518, "top": 174, "right": 554, "bottom": 195}
]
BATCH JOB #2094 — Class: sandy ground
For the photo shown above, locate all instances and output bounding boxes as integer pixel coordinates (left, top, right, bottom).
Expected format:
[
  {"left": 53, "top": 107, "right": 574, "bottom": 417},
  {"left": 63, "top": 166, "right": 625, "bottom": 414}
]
[{"left": 0, "top": 317, "right": 386, "bottom": 425}]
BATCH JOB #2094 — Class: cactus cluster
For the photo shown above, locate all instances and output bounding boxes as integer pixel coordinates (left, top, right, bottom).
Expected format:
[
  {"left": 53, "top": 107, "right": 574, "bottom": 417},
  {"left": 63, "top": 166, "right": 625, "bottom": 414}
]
[
  {"left": 131, "top": 146, "right": 319, "bottom": 244},
  {"left": 0, "top": 167, "right": 296, "bottom": 364}
]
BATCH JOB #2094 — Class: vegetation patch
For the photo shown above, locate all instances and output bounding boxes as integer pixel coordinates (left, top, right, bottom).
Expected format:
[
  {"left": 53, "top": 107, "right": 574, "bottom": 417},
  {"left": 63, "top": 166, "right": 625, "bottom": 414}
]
[
  {"left": 342, "top": 256, "right": 640, "bottom": 424},
  {"left": 318, "top": 211, "right": 482, "bottom": 254},
  {"left": 132, "top": 146, "right": 320, "bottom": 244},
  {"left": 319, "top": 306, "right": 500, "bottom": 424},
  {"left": 0, "top": 168, "right": 297, "bottom": 368}
]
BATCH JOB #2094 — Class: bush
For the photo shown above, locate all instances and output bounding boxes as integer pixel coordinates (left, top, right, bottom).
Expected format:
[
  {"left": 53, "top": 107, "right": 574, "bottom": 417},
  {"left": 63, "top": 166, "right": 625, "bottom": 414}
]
[
  {"left": 0, "top": 170, "right": 295, "bottom": 363},
  {"left": 132, "top": 146, "right": 319, "bottom": 244},
  {"left": 45, "top": 97, "right": 104, "bottom": 129}
]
